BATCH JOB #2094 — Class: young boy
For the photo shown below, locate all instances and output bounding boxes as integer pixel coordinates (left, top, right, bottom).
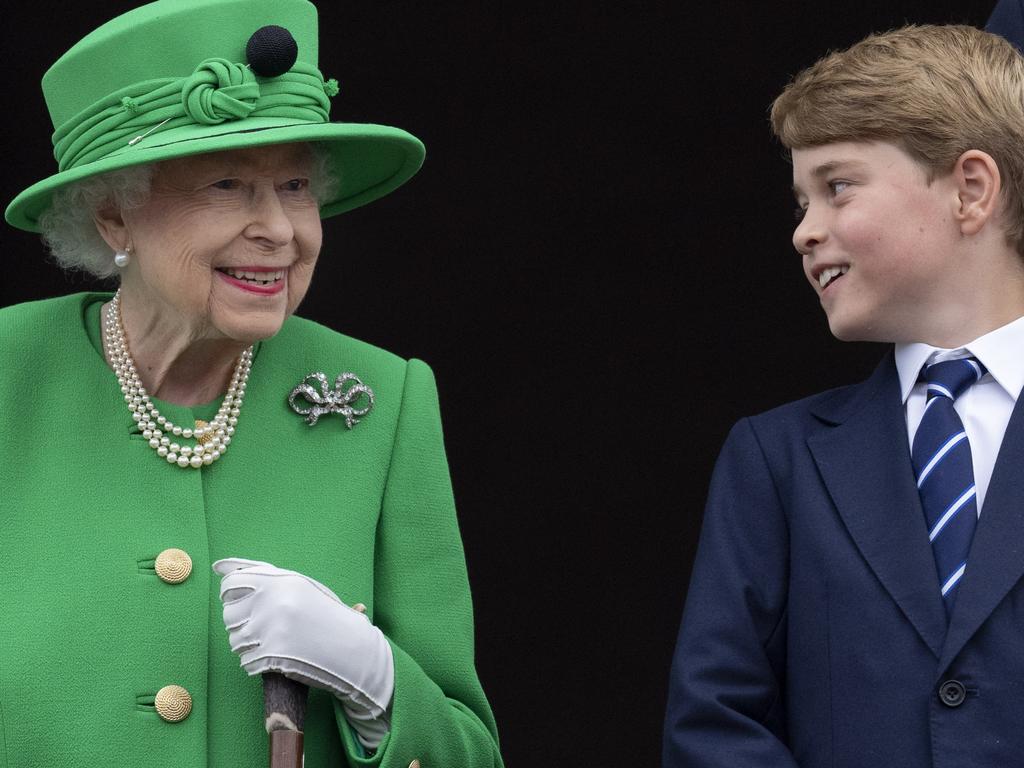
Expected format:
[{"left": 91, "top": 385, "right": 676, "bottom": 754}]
[{"left": 663, "top": 25, "right": 1024, "bottom": 768}]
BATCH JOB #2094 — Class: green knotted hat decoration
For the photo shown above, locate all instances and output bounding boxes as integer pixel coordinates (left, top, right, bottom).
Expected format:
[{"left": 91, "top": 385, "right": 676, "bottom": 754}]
[{"left": 5, "top": 0, "right": 425, "bottom": 232}]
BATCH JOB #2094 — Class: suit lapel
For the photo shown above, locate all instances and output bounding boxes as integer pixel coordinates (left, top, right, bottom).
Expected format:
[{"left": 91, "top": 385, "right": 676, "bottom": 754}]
[
  {"left": 807, "top": 352, "right": 947, "bottom": 659},
  {"left": 939, "top": 391, "right": 1024, "bottom": 672}
]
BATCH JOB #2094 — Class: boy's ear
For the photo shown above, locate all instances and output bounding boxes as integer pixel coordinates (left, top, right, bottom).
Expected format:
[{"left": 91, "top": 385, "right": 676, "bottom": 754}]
[
  {"left": 953, "top": 150, "right": 1001, "bottom": 237},
  {"left": 93, "top": 201, "right": 131, "bottom": 253}
]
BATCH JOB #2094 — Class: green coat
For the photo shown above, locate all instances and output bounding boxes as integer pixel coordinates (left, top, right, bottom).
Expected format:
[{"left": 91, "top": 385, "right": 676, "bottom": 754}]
[{"left": 0, "top": 293, "right": 502, "bottom": 768}]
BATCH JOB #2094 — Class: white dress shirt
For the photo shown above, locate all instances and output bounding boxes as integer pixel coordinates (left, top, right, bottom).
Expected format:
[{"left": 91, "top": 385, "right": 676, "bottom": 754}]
[{"left": 895, "top": 315, "right": 1024, "bottom": 513}]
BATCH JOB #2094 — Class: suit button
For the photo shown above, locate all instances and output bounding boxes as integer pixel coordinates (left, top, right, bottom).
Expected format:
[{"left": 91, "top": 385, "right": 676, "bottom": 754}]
[
  {"left": 155, "top": 685, "right": 193, "bottom": 722},
  {"left": 155, "top": 548, "right": 193, "bottom": 584},
  {"left": 939, "top": 680, "right": 967, "bottom": 707}
]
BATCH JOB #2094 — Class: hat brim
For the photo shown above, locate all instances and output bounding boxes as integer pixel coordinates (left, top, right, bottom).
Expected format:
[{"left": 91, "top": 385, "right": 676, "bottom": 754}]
[{"left": 5, "top": 116, "right": 425, "bottom": 232}]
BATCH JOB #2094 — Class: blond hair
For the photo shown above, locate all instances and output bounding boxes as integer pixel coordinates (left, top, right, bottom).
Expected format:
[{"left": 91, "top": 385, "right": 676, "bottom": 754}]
[{"left": 771, "top": 25, "right": 1024, "bottom": 256}]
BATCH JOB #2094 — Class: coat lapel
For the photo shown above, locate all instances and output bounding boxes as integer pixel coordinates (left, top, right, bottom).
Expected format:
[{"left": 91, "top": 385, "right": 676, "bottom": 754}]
[
  {"left": 938, "top": 391, "right": 1024, "bottom": 672},
  {"left": 807, "top": 352, "right": 947, "bottom": 659}
]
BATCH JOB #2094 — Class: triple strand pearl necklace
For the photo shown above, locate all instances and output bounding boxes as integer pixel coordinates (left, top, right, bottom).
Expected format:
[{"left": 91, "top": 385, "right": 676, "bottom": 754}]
[{"left": 103, "top": 289, "right": 253, "bottom": 469}]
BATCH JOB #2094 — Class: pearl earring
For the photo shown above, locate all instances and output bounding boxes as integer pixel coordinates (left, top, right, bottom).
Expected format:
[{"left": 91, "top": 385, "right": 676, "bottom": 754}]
[{"left": 114, "top": 246, "right": 131, "bottom": 268}]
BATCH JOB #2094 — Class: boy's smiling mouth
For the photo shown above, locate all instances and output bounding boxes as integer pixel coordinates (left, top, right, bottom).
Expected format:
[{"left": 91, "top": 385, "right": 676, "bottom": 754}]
[{"left": 815, "top": 264, "right": 849, "bottom": 290}]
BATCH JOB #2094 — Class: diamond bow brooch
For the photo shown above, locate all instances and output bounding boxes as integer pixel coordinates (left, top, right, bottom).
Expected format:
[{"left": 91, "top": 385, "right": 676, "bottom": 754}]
[{"left": 288, "top": 372, "right": 375, "bottom": 428}]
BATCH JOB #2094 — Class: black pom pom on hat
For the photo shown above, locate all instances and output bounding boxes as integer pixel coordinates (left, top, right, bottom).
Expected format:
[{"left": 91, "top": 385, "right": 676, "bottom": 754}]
[{"left": 246, "top": 25, "right": 299, "bottom": 77}]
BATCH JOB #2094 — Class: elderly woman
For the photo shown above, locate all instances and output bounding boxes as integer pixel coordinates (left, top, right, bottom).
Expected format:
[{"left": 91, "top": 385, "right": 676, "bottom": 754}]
[{"left": 0, "top": 1, "right": 501, "bottom": 767}]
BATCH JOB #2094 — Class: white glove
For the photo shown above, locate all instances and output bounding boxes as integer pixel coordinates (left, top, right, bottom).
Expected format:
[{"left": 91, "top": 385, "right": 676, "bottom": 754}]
[{"left": 213, "top": 557, "right": 394, "bottom": 749}]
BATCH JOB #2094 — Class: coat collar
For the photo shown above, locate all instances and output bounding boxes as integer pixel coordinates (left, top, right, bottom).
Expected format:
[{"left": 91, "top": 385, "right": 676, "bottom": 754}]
[
  {"left": 807, "top": 351, "right": 947, "bottom": 658},
  {"left": 808, "top": 349, "right": 1024, "bottom": 670},
  {"left": 938, "top": 389, "right": 1024, "bottom": 673}
]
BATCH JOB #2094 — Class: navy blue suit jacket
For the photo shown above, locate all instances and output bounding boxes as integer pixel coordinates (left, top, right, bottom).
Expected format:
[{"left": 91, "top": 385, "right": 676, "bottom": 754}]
[
  {"left": 988, "top": 0, "right": 1024, "bottom": 52},
  {"left": 664, "top": 352, "right": 1024, "bottom": 767}
]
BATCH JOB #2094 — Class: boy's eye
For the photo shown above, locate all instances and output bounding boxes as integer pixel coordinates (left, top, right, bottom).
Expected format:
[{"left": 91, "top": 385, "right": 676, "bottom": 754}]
[
  {"left": 828, "top": 180, "right": 850, "bottom": 195},
  {"left": 794, "top": 206, "right": 807, "bottom": 222}
]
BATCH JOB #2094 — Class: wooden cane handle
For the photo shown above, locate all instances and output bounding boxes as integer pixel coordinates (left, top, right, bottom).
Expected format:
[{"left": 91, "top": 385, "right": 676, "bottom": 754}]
[
  {"left": 269, "top": 729, "right": 304, "bottom": 768},
  {"left": 263, "top": 672, "right": 308, "bottom": 768}
]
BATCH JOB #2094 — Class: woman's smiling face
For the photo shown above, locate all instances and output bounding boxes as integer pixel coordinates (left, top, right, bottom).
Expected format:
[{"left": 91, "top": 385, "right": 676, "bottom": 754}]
[{"left": 112, "top": 142, "right": 323, "bottom": 344}]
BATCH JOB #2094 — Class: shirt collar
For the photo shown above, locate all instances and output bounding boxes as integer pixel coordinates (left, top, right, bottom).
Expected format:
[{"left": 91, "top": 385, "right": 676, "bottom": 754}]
[{"left": 894, "top": 314, "right": 1024, "bottom": 404}]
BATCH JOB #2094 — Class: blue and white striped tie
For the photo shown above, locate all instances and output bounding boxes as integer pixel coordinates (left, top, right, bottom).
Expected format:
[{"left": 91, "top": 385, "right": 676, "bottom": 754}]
[{"left": 911, "top": 357, "right": 986, "bottom": 618}]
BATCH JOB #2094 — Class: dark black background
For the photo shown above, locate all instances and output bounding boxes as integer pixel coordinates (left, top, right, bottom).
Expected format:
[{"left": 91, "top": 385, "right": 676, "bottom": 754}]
[{"left": 0, "top": 1, "right": 1002, "bottom": 764}]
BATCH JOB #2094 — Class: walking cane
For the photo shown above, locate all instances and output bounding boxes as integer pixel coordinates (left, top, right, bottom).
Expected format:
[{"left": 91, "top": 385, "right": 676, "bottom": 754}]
[{"left": 264, "top": 672, "right": 309, "bottom": 768}]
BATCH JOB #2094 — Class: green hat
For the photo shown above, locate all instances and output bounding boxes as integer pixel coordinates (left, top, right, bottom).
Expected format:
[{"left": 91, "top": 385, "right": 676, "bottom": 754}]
[{"left": 5, "top": 0, "right": 425, "bottom": 232}]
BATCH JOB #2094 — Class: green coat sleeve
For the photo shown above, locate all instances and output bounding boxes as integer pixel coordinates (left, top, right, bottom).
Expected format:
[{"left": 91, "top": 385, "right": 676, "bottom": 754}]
[{"left": 334, "top": 358, "right": 503, "bottom": 768}]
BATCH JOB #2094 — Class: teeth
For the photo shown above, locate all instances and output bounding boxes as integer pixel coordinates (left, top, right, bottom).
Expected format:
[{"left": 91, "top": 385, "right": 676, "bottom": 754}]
[
  {"left": 223, "top": 268, "right": 285, "bottom": 283},
  {"left": 818, "top": 265, "right": 849, "bottom": 289}
]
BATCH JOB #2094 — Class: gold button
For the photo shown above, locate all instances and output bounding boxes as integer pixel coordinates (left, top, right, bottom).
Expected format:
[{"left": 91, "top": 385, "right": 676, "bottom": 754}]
[
  {"left": 155, "top": 548, "right": 193, "bottom": 584},
  {"left": 155, "top": 685, "right": 192, "bottom": 722}
]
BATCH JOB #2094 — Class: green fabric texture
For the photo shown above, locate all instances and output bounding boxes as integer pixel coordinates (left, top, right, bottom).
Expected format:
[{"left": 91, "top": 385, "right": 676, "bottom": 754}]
[
  {"left": 54, "top": 60, "right": 332, "bottom": 171},
  {"left": 6, "top": 0, "right": 424, "bottom": 232},
  {"left": 0, "top": 293, "right": 502, "bottom": 768}
]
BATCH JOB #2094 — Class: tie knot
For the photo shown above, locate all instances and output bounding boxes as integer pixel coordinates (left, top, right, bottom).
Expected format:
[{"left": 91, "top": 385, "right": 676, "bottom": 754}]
[{"left": 922, "top": 357, "right": 986, "bottom": 401}]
